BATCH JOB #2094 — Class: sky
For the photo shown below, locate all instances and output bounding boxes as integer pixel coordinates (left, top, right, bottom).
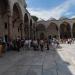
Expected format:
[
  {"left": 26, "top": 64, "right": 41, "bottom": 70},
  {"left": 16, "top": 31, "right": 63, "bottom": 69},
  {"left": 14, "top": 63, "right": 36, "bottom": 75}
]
[{"left": 26, "top": 0, "right": 75, "bottom": 20}]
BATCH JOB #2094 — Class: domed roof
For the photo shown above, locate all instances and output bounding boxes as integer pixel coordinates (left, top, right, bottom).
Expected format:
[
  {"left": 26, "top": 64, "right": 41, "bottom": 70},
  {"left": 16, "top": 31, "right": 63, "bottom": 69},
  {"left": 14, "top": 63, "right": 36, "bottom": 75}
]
[
  {"left": 49, "top": 18, "right": 56, "bottom": 20},
  {"left": 71, "top": 17, "right": 75, "bottom": 20},
  {"left": 59, "top": 17, "right": 69, "bottom": 20}
]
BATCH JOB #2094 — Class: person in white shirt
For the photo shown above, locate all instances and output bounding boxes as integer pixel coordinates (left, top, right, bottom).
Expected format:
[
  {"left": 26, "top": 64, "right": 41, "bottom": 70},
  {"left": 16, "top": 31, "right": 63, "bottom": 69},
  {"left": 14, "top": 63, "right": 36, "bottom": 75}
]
[
  {"left": 40, "top": 40, "right": 44, "bottom": 51},
  {"left": 33, "top": 39, "right": 38, "bottom": 50},
  {"left": 24, "top": 39, "right": 29, "bottom": 50}
]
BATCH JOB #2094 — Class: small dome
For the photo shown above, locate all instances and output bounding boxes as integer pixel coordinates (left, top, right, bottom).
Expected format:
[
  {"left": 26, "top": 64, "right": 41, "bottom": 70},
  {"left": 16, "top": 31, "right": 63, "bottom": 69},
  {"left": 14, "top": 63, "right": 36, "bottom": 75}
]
[
  {"left": 59, "top": 17, "right": 69, "bottom": 20},
  {"left": 49, "top": 18, "right": 56, "bottom": 20},
  {"left": 72, "top": 18, "right": 75, "bottom": 20}
]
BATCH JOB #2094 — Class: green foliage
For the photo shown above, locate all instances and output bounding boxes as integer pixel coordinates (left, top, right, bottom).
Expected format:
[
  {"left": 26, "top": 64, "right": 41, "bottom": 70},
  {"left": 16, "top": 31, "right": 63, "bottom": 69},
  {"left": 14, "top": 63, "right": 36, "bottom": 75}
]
[{"left": 31, "top": 15, "right": 38, "bottom": 22}]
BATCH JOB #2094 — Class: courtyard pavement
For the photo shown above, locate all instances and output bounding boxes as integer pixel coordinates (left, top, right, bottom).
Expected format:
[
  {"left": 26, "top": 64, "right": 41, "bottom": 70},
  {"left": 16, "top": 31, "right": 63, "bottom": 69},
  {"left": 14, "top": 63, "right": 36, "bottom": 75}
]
[{"left": 0, "top": 44, "right": 75, "bottom": 75}]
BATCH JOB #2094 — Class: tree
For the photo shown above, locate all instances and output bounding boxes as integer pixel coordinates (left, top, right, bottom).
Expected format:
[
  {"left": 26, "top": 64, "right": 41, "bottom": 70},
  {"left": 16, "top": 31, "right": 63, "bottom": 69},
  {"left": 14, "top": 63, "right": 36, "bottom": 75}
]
[{"left": 31, "top": 15, "right": 38, "bottom": 22}]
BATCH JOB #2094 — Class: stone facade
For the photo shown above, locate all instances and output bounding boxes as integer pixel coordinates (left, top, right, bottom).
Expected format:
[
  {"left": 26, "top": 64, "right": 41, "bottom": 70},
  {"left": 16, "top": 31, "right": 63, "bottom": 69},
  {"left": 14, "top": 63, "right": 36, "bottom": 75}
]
[
  {"left": 0, "top": 0, "right": 35, "bottom": 41},
  {"left": 37, "top": 19, "right": 75, "bottom": 39}
]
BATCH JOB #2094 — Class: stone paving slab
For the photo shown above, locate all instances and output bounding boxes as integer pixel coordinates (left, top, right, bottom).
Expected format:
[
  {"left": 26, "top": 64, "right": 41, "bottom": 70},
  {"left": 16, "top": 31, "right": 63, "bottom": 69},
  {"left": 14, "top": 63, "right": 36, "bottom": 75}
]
[
  {"left": 0, "top": 44, "right": 75, "bottom": 75},
  {"left": 27, "top": 65, "right": 42, "bottom": 75},
  {"left": 57, "top": 44, "right": 75, "bottom": 75},
  {"left": 43, "top": 68, "right": 57, "bottom": 75},
  {"left": 2, "top": 65, "right": 30, "bottom": 75}
]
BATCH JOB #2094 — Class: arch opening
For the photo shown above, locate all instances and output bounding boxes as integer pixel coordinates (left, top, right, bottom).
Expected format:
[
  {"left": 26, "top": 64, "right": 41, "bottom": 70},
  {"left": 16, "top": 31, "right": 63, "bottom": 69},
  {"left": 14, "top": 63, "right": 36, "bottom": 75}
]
[
  {"left": 24, "top": 13, "right": 29, "bottom": 39},
  {"left": 60, "top": 22, "right": 71, "bottom": 39},
  {"left": 36, "top": 24, "right": 46, "bottom": 39},
  {"left": 72, "top": 23, "right": 75, "bottom": 38},
  {"left": 30, "top": 19, "right": 33, "bottom": 39},
  {"left": 47, "top": 22, "right": 58, "bottom": 39},
  {"left": 12, "top": 3, "right": 23, "bottom": 39}
]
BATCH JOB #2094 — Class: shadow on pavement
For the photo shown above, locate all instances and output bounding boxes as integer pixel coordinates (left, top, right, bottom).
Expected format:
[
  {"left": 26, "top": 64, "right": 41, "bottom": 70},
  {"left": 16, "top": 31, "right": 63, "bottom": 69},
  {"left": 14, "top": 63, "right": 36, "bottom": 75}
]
[{"left": 0, "top": 45, "right": 74, "bottom": 75}]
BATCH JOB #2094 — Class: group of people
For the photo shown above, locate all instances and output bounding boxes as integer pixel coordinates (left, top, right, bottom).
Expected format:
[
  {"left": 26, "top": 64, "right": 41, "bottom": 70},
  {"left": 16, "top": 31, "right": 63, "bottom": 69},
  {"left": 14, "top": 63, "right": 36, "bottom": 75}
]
[
  {"left": 24, "top": 38, "right": 60, "bottom": 51},
  {"left": 25, "top": 39, "right": 45, "bottom": 51},
  {"left": 0, "top": 36, "right": 60, "bottom": 57},
  {"left": 60, "top": 38, "right": 75, "bottom": 44},
  {"left": 1, "top": 36, "right": 75, "bottom": 57},
  {"left": 0, "top": 37, "right": 25, "bottom": 57}
]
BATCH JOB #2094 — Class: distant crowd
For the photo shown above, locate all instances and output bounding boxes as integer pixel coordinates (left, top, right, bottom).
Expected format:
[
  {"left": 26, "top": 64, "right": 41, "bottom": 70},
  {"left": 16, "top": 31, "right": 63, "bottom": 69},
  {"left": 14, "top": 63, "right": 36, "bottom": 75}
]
[
  {"left": 0, "top": 36, "right": 60, "bottom": 57},
  {"left": 60, "top": 38, "right": 75, "bottom": 44},
  {"left": 0, "top": 36, "right": 75, "bottom": 57}
]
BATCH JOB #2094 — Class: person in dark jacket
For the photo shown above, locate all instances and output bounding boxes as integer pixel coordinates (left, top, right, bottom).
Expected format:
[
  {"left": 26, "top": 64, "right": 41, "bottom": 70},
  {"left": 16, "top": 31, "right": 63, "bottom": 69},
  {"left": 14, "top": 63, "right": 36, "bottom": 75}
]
[
  {"left": 16, "top": 39, "right": 21, "bottom": 52},
  {"left": 47, "top": 39, "right": 49, "bottom": 50}
]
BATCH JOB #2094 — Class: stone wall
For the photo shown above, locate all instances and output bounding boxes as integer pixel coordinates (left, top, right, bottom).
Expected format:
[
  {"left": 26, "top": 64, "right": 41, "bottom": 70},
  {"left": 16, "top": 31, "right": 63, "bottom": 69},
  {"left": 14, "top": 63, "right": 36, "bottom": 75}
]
[{"left": 0, "top": 0, "right": 35, "bottom": 41}]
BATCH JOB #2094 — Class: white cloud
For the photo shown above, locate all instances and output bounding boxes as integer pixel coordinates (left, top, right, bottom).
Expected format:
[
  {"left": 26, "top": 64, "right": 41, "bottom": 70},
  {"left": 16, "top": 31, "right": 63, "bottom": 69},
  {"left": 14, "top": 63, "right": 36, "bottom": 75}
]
[
  {"left": 65, "top": 12, "right": 73, "bottom": 16},
  {"left": 71, "top": 15, "right": 75, "bottom": 19},
  {"left": 27, "top": 0, "right": 75, "bottom": 20}
]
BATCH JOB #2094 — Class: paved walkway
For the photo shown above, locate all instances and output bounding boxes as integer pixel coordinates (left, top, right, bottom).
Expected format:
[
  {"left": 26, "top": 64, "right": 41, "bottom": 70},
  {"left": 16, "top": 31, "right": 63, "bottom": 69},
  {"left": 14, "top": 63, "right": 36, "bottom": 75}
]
[
  {"left": 0, "top": 44, "right": 75, "bottom": 75},
  {"left": 57, "top": 44, "right": 75, "bottom": 75}
]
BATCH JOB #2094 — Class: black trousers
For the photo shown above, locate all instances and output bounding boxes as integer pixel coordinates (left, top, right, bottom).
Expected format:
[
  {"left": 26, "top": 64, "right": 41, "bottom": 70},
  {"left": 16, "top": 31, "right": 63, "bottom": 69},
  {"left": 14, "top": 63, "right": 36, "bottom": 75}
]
[{"left": 40, "top": 45, "right": 43, "bottom": 51}]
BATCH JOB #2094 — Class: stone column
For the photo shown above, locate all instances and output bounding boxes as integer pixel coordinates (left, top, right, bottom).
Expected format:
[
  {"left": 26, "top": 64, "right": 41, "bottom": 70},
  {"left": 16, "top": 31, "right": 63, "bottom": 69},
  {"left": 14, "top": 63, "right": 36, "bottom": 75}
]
[
  {"left": 24, "top": 23, "right": 26, "bottom": 39},
  {"left": 58, "top": 26, "right": 60, "bottom": 40},
  {"left": 58, "top": 30, "right": 60, "bottom": 40},
  {"left": 70, "top": 24, "right": 73, "bottom": 38},
  {"left": 7, "top": 12, "right": 13, "bottom": 41},
  {"left": 20, "top": 23, "right": 23, "bottom": 39},
  {"left": 22, "top": 22, "right": 25, "bottom": 39},
  {"left": 28, "top": 22, "right": 30, "bottom": 40},
  {"left": 34, "top": 23, "right": 36, "bottom": 39},
  {"left": 32, "top": 23, "right": 34, "bottom": 39}
]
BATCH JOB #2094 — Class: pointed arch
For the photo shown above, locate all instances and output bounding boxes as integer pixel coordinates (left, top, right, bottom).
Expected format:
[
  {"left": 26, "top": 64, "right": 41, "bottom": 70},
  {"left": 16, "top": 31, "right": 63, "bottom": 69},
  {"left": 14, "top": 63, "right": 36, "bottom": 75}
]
[
  {"left": 12, "top": 2, "right": 23, "bottom": 39},
  {"left": 60, "top": 22, "right": 71, "bottom": 39},
  {"left": 72, "top": 23, "right": 75, "bottom": 38},
  {"left": 24, "top": 13, "right": 29, "bottom": 39},
  {"left": 47, "top": 22, "right": 58, "bottom": 38},
  {"left": 36, "top": 24, "right": 46, "bottom": 39}
]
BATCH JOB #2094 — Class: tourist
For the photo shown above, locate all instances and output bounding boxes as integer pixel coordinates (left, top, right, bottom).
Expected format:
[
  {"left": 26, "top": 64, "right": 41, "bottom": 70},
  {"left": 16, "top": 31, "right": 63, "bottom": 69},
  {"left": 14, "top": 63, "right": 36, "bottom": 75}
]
[
  {"left": 37, "top": 39, "right": 40, "bottom": 48},
  {"left": 21, "top": 39, "right": 24, "bottom": 47},
  {"left": 56, "top": 39, "right": 59, "bottom": 47},
  {"left": 33, "top": 39, "right": 38, "bottom": 51},
  {"left": 29, "top": 39, "right": 32, "bottom": 48},
  {"left": 46, "top": 39, "right": 49, "bottom": 50},
  {"left": 16, "top": 38, "right": 21, "bottom": 52},
  {"left": 30, "top": 39, "right": 33, "bottom": 48},
  {"left": 24, "top": 39, "right": 29, "bottom": 50},
  {"left": 40, "top": 39, "right": 44, "bottom": 51},
  {"left": 67, "top": 38, "right": 72, "bottom": 44}
]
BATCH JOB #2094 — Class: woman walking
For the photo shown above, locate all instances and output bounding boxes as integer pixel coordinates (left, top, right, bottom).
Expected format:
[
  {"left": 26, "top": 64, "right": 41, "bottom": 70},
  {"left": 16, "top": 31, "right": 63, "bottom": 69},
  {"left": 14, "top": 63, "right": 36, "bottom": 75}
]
[{"left": 40, "top": 39, "right": 44, "bottom": 51}]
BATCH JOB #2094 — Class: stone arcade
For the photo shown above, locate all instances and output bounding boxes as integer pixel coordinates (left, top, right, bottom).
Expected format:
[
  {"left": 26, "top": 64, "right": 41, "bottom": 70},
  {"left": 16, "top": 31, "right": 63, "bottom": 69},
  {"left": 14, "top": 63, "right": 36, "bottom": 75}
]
[
  {"left": 37, "top": 19, "right": 75, "bottom": 39},
  {"left": 0, "top": 0, "right": 35, "bottom": 41}
]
